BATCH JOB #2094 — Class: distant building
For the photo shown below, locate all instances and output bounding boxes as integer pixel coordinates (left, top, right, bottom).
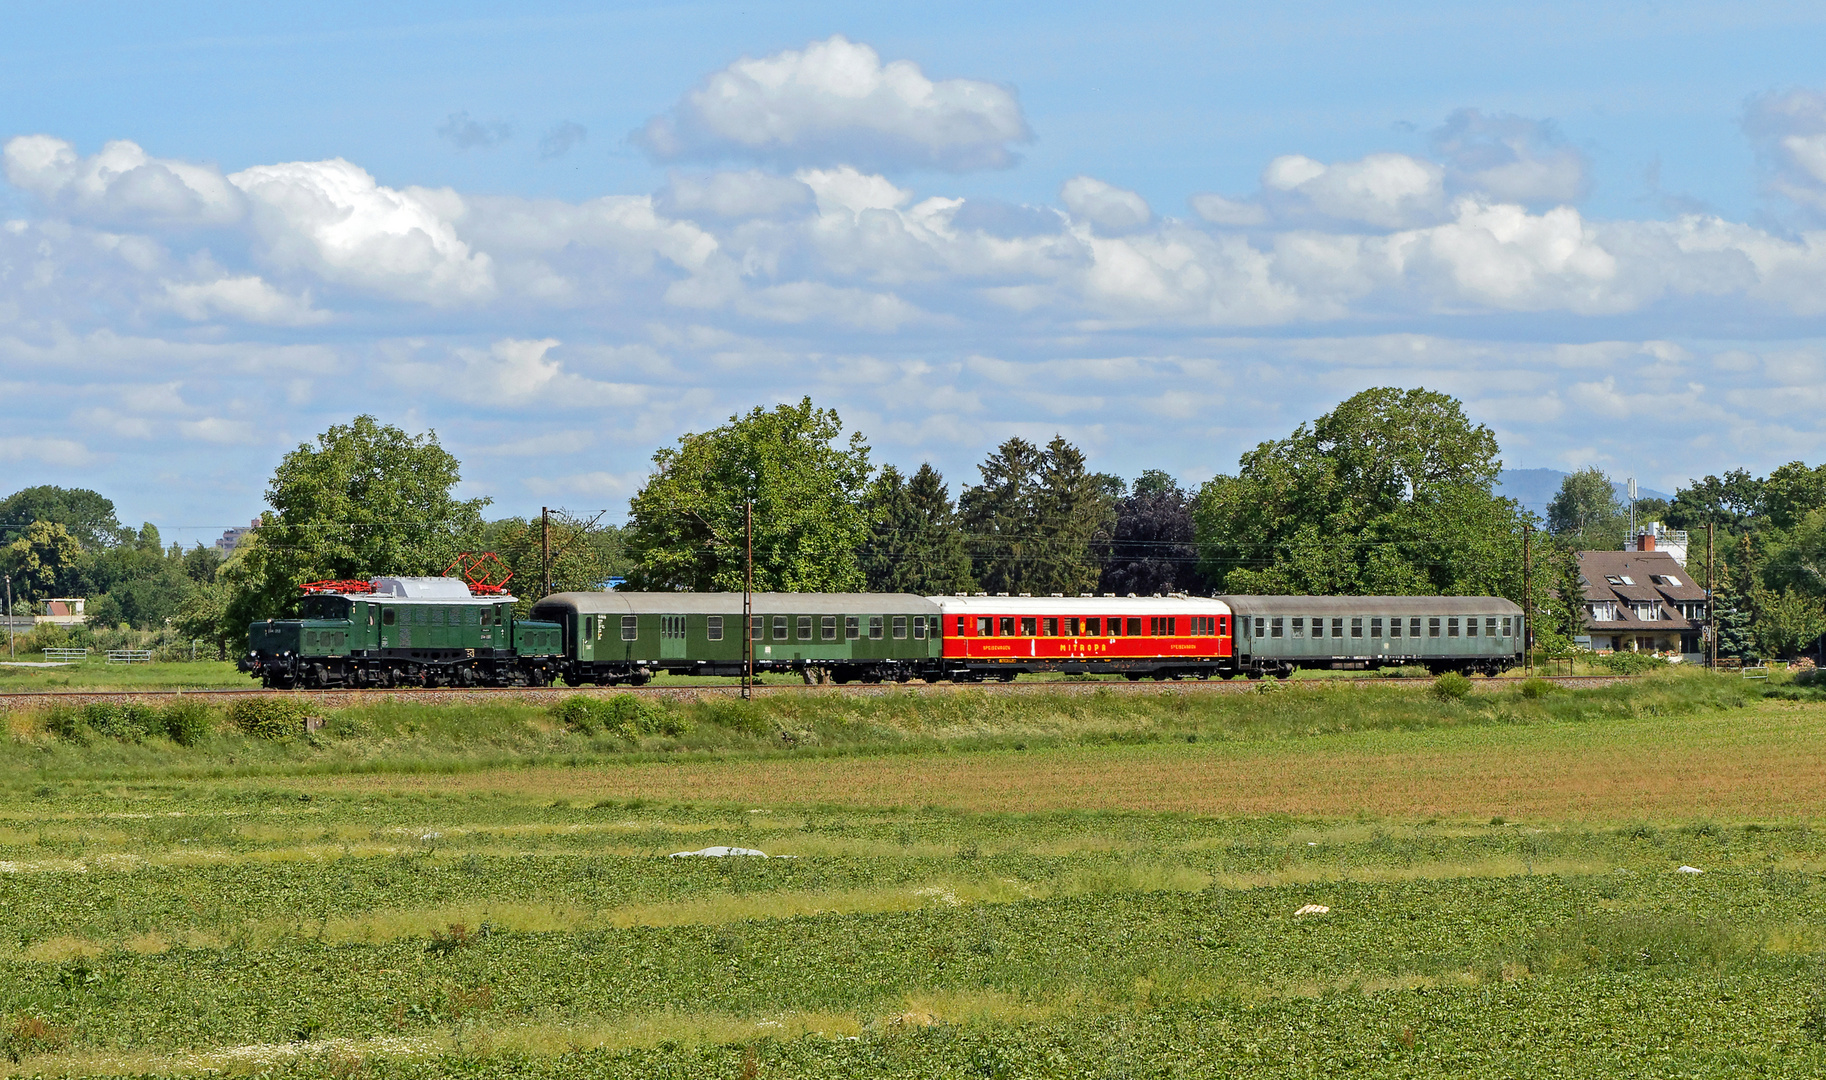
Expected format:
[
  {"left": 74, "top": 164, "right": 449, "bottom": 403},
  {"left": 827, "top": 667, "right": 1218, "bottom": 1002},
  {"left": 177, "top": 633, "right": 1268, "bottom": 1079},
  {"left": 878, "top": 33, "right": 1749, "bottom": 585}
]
[
  {"left": 36, "top": 598, "right": 86, "bottom": 627},
  {"left": 216, "top": 518, "right": 260, "bottom": 553},
  {"left": 1628, "top": 521, "right": 1688, "bottom": 566},
  {"left": 1575, "top": 543, "right": 1708, "bottom": 658}
]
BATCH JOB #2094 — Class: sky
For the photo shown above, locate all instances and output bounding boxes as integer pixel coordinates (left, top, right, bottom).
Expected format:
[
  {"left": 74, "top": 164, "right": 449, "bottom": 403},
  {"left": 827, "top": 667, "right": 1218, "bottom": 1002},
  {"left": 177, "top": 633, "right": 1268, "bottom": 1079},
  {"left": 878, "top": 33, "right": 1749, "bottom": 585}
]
[{"left": 4, "top": 1, "right": 1826, "bottom": 543}]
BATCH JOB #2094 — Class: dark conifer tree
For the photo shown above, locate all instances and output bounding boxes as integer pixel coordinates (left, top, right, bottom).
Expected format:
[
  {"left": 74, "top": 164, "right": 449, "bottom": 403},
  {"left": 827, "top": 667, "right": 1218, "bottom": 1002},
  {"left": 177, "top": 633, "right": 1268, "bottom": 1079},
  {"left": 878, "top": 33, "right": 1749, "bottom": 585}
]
[{"left": 860, "top": 464, "right": 973, "bottom": 594}]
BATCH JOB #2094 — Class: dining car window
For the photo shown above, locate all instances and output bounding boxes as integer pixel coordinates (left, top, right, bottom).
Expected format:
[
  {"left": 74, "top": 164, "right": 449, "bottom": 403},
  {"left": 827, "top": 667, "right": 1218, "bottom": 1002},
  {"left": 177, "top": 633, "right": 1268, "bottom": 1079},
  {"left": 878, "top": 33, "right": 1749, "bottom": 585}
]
[
  {"left": 1001, "top": 616, "right": 1016, "bottom": 636},
  {"left": 1021, "top": 617, "right": 1037, "bottom": 636},
  {"left": 975, "top": 617, "right": 992, "bottom": 637},
  {"left": 1043, "top": 618, "right": 1059, "bottom": 636},
  {"left": 1087, "top": 618, "right": 1102, "bottom": 635}
]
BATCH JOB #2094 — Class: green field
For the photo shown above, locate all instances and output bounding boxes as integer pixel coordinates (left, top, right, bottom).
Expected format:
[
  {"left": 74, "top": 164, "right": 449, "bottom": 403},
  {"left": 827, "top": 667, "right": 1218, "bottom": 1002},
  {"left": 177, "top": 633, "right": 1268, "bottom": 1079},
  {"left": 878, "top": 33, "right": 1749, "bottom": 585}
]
[{"left": 0, "top": 673, "right": 1822, "bottom": 1076}]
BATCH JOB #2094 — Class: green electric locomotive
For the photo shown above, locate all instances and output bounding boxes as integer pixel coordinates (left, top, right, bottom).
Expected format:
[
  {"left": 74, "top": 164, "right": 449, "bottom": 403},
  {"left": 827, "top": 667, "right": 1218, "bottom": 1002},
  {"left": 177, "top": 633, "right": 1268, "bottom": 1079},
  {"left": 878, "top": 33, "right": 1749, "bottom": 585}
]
[{"left": 239, "top": 576, "right": 562, "bottom": 689}]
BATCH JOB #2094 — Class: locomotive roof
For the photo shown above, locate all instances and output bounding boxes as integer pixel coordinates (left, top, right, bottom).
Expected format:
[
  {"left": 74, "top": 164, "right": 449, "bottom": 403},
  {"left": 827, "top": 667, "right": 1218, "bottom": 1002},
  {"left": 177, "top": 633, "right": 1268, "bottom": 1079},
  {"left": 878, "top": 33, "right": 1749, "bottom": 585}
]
[
  {"left": 1217, "top": 595, "right": 1523, "bottom": 616},
  {"left": 930, "top": 594, "right": 1230, "bottom": 615},
  {"left": 310, "top": 577, "right": 518, "bottom": 604},
  {"left": 532, "top": 592, "right": 942, "bottom": 616}
]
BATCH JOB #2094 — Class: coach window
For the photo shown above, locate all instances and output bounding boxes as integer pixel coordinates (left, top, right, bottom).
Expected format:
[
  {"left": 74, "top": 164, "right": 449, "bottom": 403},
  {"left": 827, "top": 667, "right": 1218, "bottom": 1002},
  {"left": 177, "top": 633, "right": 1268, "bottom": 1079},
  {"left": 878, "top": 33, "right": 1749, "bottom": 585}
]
[
  {"left": 976, "top": 617, "right": 993, "bottom": 636},
  {"left": 1502, "top": 617, "right": 1513, "bottom": 637},
  {"left": 1020, "top": 617, "right": 1037, "bottom": 636},
  {"left": 1289, "top": 617, "right": 1303, "bottom": 637},
  {"left": 1250, "top": 617, "right": 1262, "bottom": 639},
  {"left": 866, "top": 616, "right": 881, "bottom": 640},
  {"left": 1406, "top": 617, "right": 1419, "bottom": 638},
  {"left": 1000, "top": 616, "right": 1016, "bottom": 636},
  {"left": 1043, "top": 617, "right": 1059, "bottom": 636},
  {"left": 1467, "top": 617, "right": 1479, "bottom": 637},
  {"left": 913, "top": 617, "right": 927, "bottom": 640},
  {"left": 1107, "top": 618, "right": 1123, "bottom": 637},
  {"left": 930, "top": 616, "right": 941, "bottom": 637},
  {"left": 1270, "top": 617, "right": 1283, "bottom": 638},
  {"left": 797, "top": 616, "right": 812, "bottom": 640},
  {"left": 1086, "top": 618, "right": 1102, "bottom": 635},
  {"left": 1122, "top": 618, "right": 1139, "bottom": 636},
  {"left": 752, "top": 617, "right": 764, "bottom": 640},
  {"left": 621, "top": 615, "right": 638, "bottom": 641},
  {"left": 1370, "top": 617, "right": 1383, "bottom": 638},
  {"left": 1426, "top": 617, "right": 1439, "bottom": 637},
  {"left": 1066, "top": 617, "right": 1080, "bottom": 636},
  {"left": 824, "top": 616, "right": 839, "bottom": 641},
  {"left": 893, "top": 616, "right": 908, "bottom": 639},
  {"left": 1330, "top": 618, "right": 1343, "bottom": 637},
  {"left": 1351, "top": 617, "right": 1363, "bottom": 638},
  {"left": 1389, "top": 617, "right": 1400, "bottom": 638},
  {"left": 848, "top": 617, "right": 863, "bottom": 640},
  {"left": 706, "top": 616, "right": 724, "bottom": 641},
  {"left": 1447, "top": 617, "right": 1460, "bottom": 637},
  {"left": 1486, "top": 617, "right": 1498, "bottom": 637},
  {"left": 772, "top": 616, "right": 787, "bottom": 640}
]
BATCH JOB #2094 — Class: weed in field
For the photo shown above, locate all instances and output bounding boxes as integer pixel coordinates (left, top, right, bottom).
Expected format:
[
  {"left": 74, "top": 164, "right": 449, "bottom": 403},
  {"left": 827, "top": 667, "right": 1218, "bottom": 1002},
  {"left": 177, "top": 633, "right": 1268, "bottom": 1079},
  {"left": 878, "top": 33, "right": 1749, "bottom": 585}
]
[{"left": 1430, "top": 673, "right": 1472, "bottom": 701}]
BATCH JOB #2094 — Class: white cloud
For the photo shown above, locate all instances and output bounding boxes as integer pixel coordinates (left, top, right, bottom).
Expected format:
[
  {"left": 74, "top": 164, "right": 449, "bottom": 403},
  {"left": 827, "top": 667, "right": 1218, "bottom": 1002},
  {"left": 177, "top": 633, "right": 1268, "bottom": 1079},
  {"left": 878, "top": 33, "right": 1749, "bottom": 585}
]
[
  {"left": 177, "top": 417, "right": 258, "bottom": 443},
  {"left": 164, "top": 275, "right": 328, "bottom": 325},
  {"left": 1060, "top": 176, "right": 1151, "bottom": 232},
  {"left": 3, "top": 136, "right": 245, "bottom": 226},
  {"left": 1189, "top": 193, "right": 1268, "bottom": 227},
  {"left": 1262, "top": 152, "right": 1445, "bottom": 228},
  {"left": 635, "top": 35, "right": 1031, "bottom": 172},
  {"left": 0, "top": 435, "right": 97, "bottom": 466},
  {"left": 657, "top": 170, "right": 814, "bottom": 220},
  {"left": 1746, "top": 89, "right": 1826, "bottom": 215},
  {"left": 1431, "top": 109, "right": 1590, "bottom": 205},
  {"left": 227, "top": 158, "right": 494, "bottom": 304},
  {"left": 438, "top": 112, "right": 512, "bottom": 151}
]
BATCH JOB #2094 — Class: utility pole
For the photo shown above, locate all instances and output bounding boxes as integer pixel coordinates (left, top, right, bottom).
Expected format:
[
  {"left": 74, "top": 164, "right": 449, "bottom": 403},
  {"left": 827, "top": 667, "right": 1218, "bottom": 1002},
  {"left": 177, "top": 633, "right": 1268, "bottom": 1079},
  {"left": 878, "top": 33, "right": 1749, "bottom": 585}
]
[
  {"left": 1522, "top": 522, "right": 1533, "bottom": 677},
  {"left": 540, "top": 507, "right": 551, "bottom": 597},
  {"left": 742, "top": 499, "right": 754, "bottom": 701},
  {"left": 4, "top": 574, "right": 12, "bottom": 661},
  {"left": 1706, "top": 523, "right": 1716, "bottom": 669}
]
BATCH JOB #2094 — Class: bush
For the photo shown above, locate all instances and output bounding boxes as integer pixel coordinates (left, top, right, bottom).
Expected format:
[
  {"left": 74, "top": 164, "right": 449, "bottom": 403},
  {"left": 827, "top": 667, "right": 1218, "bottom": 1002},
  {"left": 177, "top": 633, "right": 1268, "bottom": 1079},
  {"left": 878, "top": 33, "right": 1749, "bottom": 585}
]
[
  {"left": 160, "top": 700, "right": 215, "bottom": 746},
  {"left": 1431, "top": 672, "right": 1473, "bottom": 701},
  {"left": 82, "top": 702, "right": 159, "bottom": 741},
  {"left": 551, "top": 695, "right": 689, "bottom": 739},
  {"left": 41, "top": 707, "right": 87, "bottom": 742},
  {"left": 1593, "top": 651, "right": 1669, "bottom": 675},
  {"left": 229, "top": 697, "right": 319, "bottom": 740},
  {"left": 1518, "top": 678, "right": 1559, "bottom": 700}
]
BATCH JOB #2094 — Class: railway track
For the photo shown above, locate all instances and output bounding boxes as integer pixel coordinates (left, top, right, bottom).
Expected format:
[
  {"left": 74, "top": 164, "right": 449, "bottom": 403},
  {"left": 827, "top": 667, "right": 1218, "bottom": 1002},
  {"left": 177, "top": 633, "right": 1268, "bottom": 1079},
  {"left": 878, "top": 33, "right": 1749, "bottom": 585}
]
[{"left": 0, "top": 673, "right": 1637, "bottom": 711}]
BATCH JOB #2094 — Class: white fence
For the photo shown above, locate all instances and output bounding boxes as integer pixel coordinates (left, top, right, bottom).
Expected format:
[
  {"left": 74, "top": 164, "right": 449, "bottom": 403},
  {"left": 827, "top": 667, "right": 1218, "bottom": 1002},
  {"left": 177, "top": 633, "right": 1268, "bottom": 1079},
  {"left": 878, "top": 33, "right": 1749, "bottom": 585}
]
[
  {"left": 105, "top": 650, "right": 153, "bottom": 664},
  {"left": 43, "top": 648, "right": 89, "bottom": 662}
]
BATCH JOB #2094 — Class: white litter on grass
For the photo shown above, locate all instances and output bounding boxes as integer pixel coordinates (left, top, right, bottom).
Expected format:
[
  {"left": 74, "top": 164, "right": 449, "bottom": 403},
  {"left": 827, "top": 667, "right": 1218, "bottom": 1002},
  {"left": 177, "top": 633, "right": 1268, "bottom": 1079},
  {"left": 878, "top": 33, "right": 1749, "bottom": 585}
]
[
  {"left": 1293, "top": 904, "right": 1330, "bottom": 916},
  {"left": 914, "top": 886, "right": 962, "bottom": 907},
  {"left": 1676, "top": 865, "right": 1704, "bottom": 874},
  {"left": 669, "top": 846, "right": 768, "bottom": 858}
]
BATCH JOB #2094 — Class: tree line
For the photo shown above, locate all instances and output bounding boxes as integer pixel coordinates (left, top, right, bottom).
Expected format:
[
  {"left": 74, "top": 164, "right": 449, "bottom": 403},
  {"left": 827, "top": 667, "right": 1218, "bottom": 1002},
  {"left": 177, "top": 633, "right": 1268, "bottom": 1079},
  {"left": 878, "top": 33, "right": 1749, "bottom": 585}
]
[{"left": 6, "top": 388, "right": 1824, "bottom": 659}]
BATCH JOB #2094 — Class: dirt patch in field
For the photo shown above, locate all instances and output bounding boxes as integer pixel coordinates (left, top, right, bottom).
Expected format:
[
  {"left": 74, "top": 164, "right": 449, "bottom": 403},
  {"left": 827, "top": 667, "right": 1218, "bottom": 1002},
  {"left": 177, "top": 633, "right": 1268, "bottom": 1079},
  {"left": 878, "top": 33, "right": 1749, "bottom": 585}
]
[{"left": 292, "top": 705, "right": 1826, "bottom": 823}]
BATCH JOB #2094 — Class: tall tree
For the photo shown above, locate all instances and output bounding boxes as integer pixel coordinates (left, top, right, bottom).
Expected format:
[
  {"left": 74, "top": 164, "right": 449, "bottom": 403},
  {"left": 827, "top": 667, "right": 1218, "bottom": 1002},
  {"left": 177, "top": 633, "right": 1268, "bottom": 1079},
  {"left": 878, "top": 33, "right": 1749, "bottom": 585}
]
[
  {"left": 1667, "top": 469, "right": 1763, "bottom": 533},
  {"left": 0, "top": 486, "right": 122, "bottom": 548},
  {"left": 1193, "top": 387, "right": 1531, "bottom": 601},
  {"left": 1761, "top": 461, "right": 1826, "bottom": 531},
  {"left": 959, "top": 436, "right": 1113, "bottom": 596},
  {"left": 1100, "top": 470, "right": 1206, "bottom": 596},
  {"left": 1546, "top": 467, "right": 1627, "bottom": 551},
  {"left": 480, "top": 512, "right": 630, "bottom": 611},
  {"left": 860, "top": 464, "right": 973, "bottom": 594},
  {"left": 0, "top": 521, "right": 85, "bottom": 603},
  {"left": 229, "top": 416, "right": 489, "bottom": 626},
  {"left": 624, "top": 398, "right": 873, "bottom": 592}
]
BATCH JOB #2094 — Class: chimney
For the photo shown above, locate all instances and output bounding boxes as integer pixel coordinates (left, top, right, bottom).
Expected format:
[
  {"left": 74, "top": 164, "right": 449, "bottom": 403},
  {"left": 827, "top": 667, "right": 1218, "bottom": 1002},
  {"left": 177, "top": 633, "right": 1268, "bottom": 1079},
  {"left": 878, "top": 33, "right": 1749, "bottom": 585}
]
[{"left": 1637, "top": 532, "right": 1655, "bottom": 552}]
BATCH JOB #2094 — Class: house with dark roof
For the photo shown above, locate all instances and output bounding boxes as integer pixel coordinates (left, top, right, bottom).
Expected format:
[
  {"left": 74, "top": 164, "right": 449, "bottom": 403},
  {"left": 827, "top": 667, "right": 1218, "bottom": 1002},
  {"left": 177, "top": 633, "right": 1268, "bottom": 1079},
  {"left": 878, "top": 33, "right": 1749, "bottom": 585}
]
[{"left": 1574, "top": 542, "right": 1709, "bottom": 658}]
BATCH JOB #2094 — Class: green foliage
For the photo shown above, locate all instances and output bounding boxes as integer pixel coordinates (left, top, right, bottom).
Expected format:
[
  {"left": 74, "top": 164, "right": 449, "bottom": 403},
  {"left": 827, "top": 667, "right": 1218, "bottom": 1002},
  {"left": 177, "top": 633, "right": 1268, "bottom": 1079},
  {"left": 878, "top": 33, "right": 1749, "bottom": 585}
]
[
  {"left": 1752, "top": 585, "right": 1826, "bottom": 659},
  {"left": 229, "top": 697, "right": 319, "bottom": 740},
  {"left": 1592, "top": 650, "right": 1670, "bottom": 674},
  {"left": 1430, "top": 671, "right": 1472, "bottom": 700},
  {"left": 0, "top": 521, "right": 85, "bottom": 603},
  {"left": 625, "top": 398, "right": 874, "bottom": 592},
  {"left": 1517, "top": 678, "right": 1558, "bottom": 699},
  {"left": 160, "top": 699, "right": 216, "bottom": 745},
  {"left": 550, "top": 695, "right": 688, "bottom": 738},
  {"left": 232, "top": 415, "right": 489, "bottom": 627},
  {"left": 1193, "top": 388, "right": 1531, "bottom": 601},
  {"left": 860, "top": 464, "right": 974, "bottom": 594},
  {"left": 1546, "top": 466, "right": 1626, "bottom": 550},
  {"left": 1668, "top": 468, "right": 1763, "bottom": 532},
  {"left": 482, "top": 513, "right": 628, "bottom": 611},
  {"left": 44, "top": 700, "right": 219, "bottom": 744},
  {"left": 959, "top": 435, "right": 1114, "bottom": 596},
  {"left": 81, "top": 701, "right": 160, "bottom": 740},
  {"left": 0, "top": 484, "right": 121, "bottom": 548}
]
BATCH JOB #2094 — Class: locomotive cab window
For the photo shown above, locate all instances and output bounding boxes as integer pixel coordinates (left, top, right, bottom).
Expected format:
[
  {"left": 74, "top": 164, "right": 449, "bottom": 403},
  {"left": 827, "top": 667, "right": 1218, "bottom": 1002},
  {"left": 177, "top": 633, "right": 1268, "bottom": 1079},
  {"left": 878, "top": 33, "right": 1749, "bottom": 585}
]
[
  {"left": 479, "top": 609, "right": 492, "bottom": 627},
  {"left": 382, "top": 609, "right": 396, "bottom": 626}
]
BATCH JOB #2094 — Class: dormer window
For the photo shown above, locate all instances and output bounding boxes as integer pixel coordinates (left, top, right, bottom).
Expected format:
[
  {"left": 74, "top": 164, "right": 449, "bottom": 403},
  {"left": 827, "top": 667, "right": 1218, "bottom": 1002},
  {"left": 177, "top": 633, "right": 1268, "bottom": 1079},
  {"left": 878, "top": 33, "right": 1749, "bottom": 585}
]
[
  {"left": 1619, "top": 576, "right": 1636, "bottom": 586},
  {"left": 1651, "top": 574, "right": 1682, "bottom": 587},
  {"left": 1605, "top": 575, "right": 1624, "bottom": 585}
]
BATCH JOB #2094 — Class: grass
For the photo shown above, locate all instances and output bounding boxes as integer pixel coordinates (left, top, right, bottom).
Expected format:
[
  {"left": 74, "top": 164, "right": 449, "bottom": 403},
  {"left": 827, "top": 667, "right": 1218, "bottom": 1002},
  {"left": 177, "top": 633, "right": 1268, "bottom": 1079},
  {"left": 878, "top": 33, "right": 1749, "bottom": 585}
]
[
  {"left": 0, "top": 658, "right": 246, "bottom": 692},
  {"left": 0, "top": 670, "right": 1821, "bottom": 1076}
]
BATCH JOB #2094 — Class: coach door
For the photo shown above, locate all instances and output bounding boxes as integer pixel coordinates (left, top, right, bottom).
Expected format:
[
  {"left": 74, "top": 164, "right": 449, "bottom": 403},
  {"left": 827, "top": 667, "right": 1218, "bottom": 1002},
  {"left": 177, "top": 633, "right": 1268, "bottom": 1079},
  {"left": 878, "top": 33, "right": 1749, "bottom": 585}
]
[{"left": 660, "top": 614, "right": 687, "bottom": 659}]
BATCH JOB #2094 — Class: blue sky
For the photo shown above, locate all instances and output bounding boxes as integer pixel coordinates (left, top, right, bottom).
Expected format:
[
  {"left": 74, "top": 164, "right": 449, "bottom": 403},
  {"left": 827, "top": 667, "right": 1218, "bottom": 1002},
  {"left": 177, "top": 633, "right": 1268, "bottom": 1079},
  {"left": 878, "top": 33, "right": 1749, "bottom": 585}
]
[{"left": 4, "top": 1, "right": 1826, "bottom": 542}]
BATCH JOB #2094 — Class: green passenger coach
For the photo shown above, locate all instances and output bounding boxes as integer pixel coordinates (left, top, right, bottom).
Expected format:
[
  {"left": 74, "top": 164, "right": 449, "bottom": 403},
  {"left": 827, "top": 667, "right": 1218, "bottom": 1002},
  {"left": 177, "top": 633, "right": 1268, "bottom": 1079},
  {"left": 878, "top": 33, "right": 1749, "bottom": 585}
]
[
  {"left": 529, "top": 592, "right": 944, "bottom": 685},
  {"left": 1219, "top": 595, "right": 1525, "bottom": 679}
]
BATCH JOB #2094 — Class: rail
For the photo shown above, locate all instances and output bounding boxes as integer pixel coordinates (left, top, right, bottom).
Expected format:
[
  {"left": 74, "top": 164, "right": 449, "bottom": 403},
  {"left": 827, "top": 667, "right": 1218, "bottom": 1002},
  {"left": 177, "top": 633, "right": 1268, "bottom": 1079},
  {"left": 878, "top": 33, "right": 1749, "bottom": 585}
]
[
  {"left": 105, "top": 650, "right": 153, "bottom": 665},
  {"left": 42, "top": 648, "right": 89, "bottom": 662}
]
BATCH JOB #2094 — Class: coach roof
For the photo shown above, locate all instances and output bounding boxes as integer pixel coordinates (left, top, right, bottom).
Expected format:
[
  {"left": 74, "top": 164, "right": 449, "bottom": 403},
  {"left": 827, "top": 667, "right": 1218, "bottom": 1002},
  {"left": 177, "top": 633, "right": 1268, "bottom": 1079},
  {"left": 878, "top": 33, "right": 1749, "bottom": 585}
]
[
  {"left": 931, "top": 594, "right": 1229, "bottom": 616},
  {"left": 532, "top": 592, "right": 941, "bottom": 617},
  {"left": 1218, "top": 595, "right": 1523, "bottom": 617}
]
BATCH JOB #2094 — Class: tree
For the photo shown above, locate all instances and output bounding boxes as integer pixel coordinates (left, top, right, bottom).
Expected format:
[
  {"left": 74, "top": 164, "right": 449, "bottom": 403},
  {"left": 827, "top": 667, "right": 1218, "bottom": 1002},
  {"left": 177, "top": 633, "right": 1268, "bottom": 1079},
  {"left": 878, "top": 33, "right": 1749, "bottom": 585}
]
[
  {"left": 1193, "top": 387, "right": 1529, "bottom": 601},
  {"left": 860, "top": 464, "right": 974, "bottom": 594},
  {"left": 1667, "top": 469, "right": 1763, "bottom": 533},
  {"left": 1546, "top": 467, "right": 1626, "bottom": 551},
  {"left": 481, "top": 512, "right": 630, "bottom": 612},
  {"left": 0, "top": 486, "right": 122, "bottom": 548},
  {"left": 1753, "top": 585, "right": 1826, "bottom": 659},
  {"left": 1761, "top": 461, "right": 1826, "bottom": 530},
  {"left": 1, "top": 521, "right": 85, "bottom": 603},
  {"left": 624, "top": 398, "right": 873, "bottom": 592},
  {"left": 230, "top": 416, "right": 489, "bottom": 625},
  {"left": 959, "top": 436, "right": 1114, "bottom": 596},
  {"left": 1100, "top": 470, "right": 1206, "bottom": 596}
]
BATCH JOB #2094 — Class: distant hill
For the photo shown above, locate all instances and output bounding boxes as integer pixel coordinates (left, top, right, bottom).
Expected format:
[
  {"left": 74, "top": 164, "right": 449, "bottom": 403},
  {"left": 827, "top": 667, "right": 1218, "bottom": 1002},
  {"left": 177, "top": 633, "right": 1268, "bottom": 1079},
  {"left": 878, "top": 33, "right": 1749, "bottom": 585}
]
[{"left": 1496, "top": 469, "right": 1671, "bottom": 518}]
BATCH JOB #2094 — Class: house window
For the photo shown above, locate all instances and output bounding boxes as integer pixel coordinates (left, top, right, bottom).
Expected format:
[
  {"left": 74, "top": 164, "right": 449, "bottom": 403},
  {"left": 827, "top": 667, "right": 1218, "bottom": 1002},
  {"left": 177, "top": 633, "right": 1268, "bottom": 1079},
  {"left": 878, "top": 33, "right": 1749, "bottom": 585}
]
[
  {"left": 1351, "top": 617, "right": 1363, "bottom": 638},
  {"left": 622, "top": 615, "right": 638, "bottom": 641},
  {"left": 824, "top": 616, "right": 839, "bottom": 641},
  {"left": 1633, "top": 603, "right": 1659, "bottom": 621},
  {"left": 1271, "top": 617, "right": 1283, "bottom": 638},
  {"left": 1021, "top": 617, "right": 1037, "bottom": 636},
  {"left": 893, "top": 616, "right": 908, "bottom": 639},
  {"left": 706, "top": 616, "right": 723, "bottom": 641},
  {"left": 1292, "top": 617, "right": 1304, "bottom": 637}
]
